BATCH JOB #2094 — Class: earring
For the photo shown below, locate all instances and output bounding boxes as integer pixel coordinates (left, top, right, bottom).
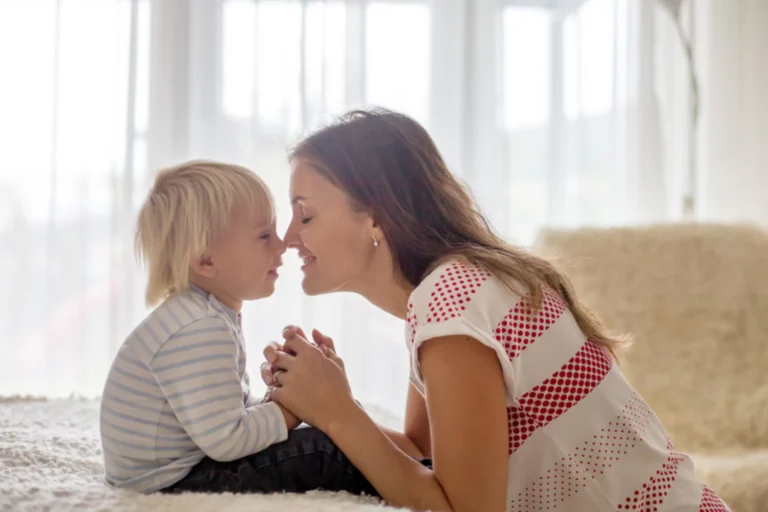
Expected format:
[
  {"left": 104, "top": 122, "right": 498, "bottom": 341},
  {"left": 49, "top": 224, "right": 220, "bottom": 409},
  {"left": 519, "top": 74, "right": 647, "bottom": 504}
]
[{"left": 373, "top": 238, "right": 380, "bottom": 247}]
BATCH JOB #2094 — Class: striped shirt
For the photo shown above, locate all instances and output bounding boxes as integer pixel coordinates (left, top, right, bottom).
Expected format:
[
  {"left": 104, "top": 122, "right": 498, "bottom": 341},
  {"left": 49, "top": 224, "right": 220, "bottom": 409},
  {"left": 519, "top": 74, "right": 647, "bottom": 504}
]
[{"left": 99, "top": 285, "right": 288, "bottom": 493}]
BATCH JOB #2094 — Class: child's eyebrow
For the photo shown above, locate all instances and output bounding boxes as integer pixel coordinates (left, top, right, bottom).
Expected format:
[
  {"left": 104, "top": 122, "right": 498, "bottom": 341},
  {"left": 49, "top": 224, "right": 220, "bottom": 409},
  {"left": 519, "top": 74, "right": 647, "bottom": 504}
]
[{"left": 252, "top": 224, "right": 271, "bottom": 231}]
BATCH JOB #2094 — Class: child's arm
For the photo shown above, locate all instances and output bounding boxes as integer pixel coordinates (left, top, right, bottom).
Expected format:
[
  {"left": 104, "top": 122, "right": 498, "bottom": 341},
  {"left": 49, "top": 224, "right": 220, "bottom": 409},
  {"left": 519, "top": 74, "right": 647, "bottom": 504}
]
[
  {"left": 244, "top": 377, "right": 301, "bottom": 430},
  {"left": 149, "top": 317, "right": 289, "bottom": 461}
]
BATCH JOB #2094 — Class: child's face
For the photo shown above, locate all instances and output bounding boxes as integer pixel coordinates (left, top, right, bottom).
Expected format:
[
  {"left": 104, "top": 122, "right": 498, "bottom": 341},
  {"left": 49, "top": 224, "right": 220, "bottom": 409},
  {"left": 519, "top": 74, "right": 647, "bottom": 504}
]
[{"left": 206, "top": 202, "right": 285, "bottom": 305}]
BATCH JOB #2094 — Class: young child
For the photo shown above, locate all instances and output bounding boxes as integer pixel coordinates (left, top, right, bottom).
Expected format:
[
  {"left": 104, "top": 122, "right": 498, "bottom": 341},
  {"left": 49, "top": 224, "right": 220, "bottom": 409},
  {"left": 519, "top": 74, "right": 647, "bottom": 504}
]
[{"left": 100, "top": 160, "right": 376, "bottom": 496}]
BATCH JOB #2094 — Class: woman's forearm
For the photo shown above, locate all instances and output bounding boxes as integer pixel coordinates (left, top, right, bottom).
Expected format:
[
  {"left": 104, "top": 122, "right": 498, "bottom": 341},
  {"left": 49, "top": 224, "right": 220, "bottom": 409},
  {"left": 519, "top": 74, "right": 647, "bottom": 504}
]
[
  {"left": 352, "top": 402, "right": 424, "bottom": 459},
  {"left": 328, "top": 402, "right": 452, "bottom": 512}
]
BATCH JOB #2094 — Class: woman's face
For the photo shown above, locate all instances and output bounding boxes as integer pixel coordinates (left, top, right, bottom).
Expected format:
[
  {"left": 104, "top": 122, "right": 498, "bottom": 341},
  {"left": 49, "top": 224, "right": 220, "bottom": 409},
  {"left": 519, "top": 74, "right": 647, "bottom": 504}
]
[{"left": 284, "top": 159, "right": 381, "bottom": 295}]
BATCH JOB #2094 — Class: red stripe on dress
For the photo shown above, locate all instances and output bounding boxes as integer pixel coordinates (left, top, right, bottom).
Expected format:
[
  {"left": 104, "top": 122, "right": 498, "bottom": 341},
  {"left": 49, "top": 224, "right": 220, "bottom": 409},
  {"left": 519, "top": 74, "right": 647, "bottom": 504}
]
[
  {"left": 616, "top": 442, "right": 685, "bottom": 511},
  {"left": 424, "top": 262, "right": 491, "bottom": 325},
  {"left": 495, "top": 287, "right": 568, "bottom": 359},
  {"left": 508, "top": 340, "right": 613, "bottom": 455},
  {"left": 508, "top": 393, "right": 656, "bottom": 511},
  {"left": 699, "top": 486, "right": 730, "bottom": 512}
]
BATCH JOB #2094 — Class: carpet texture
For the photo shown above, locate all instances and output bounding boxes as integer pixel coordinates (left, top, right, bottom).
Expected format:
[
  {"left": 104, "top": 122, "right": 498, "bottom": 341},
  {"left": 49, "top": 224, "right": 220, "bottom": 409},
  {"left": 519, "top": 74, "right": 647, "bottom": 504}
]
[
  {"left": 535, "top": 223, "right": 768, "bottom": 512},
  {"left": 0, "top": 396, "right": 406, "bottom": 512}
]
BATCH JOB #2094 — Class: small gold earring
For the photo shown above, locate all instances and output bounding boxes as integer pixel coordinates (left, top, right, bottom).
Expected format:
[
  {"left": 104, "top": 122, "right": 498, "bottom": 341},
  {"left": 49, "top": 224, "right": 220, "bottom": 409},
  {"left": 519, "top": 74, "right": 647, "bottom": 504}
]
[{"left": 373, "top": 238, "right": 380, "bottom": 247}]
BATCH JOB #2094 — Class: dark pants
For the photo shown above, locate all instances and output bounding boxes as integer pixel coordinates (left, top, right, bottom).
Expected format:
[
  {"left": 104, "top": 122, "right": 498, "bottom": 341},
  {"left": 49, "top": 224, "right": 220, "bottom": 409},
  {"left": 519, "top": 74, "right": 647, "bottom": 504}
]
[{"left": 161, "top": 426, "right": 383, "bottom": 496}]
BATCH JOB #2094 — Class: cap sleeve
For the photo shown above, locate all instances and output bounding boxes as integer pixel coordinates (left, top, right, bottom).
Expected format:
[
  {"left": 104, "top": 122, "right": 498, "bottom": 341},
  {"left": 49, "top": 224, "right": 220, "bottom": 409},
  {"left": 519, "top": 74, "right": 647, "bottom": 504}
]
[{"left": 406, "top": 260, "right": 520, "bottom": 403}]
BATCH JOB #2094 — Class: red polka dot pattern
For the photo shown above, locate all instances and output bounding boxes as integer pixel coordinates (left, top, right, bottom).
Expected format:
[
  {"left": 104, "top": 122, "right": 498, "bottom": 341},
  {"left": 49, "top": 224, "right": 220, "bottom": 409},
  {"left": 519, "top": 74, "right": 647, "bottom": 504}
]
[
  {"left": 699, "top": 486, "right": 730, "bottom": 511},
  {"left": 570, "top": 394, "right": 654, "bottom": 479},
  {"left": 425, "top": 262, "right": 491, "bottom": 324},
  {"left": 495, "top": 287, "right": 568, "bottom": 360},
  {"left": 621, "top": 393, "right": 654, "bottom": 438},
  {"left": 508, "top": 394, "right": 660, "bottom": 511},
  {"left": 508, "top": 341, "right": 612, "bottom": 455},
  {"left": 509, "top": 449, "right": 617, "bottom": 512},
  {"left": 507, "top": 454, "right": 594, "bottom": 511},
  {"left": 406, "top": 303, "right": 417, "bottom": 344},
  {"left": 616, "top": 442, "right": 684, "bottom": 511}
]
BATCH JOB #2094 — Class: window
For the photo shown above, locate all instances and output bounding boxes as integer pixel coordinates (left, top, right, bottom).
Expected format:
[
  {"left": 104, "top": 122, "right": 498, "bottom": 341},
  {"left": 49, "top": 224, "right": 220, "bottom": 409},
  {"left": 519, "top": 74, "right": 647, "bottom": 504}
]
[
  {"left": 502, "top": 0, "right": 624, "bottom": 243},
  {"left": 0, "top": 0, "right": 659, "bottom": 409},
  {"left": 0, "top": 0, "right": 151, "bottom": 395}
]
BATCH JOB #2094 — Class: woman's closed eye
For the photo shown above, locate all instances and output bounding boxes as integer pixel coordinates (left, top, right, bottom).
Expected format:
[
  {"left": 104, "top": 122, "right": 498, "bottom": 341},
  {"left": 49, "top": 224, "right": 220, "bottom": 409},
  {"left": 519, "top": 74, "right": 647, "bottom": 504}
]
[{"left": 301, "top": 217, "right": 313, "bottom": 225}]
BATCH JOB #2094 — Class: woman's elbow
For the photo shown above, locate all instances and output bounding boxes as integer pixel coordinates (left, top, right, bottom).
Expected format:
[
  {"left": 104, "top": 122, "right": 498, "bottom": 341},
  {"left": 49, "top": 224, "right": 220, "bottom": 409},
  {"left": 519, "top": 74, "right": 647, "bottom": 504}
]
[{"left": 404, "top": 429, "right": 432, "bottom": 459}]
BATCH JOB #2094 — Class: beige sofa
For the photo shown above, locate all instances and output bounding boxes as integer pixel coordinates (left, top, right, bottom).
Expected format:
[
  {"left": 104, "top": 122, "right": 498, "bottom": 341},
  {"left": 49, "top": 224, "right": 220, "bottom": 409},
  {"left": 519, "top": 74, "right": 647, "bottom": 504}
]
[{"left": 534, "top": 224, "right": 768, "bottom": 512}]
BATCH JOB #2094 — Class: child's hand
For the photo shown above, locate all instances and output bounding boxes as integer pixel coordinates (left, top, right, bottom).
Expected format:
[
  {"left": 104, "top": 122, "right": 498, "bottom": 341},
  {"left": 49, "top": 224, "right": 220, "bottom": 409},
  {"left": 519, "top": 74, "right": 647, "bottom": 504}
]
[
  {"left": 261, "top": 327, "right": 345, "bottom": 387},
  {"left": 267, "top": 326, "right": 356, "bottom": 433},
  {"left": 260, "top": 326, "right": 349, "bottom": 431},
  {"left": 261, "top": 341, "right": 284, "bottom": 387},
  {"left": 261, "top": 341, "right": 302, "bottom": 430}
]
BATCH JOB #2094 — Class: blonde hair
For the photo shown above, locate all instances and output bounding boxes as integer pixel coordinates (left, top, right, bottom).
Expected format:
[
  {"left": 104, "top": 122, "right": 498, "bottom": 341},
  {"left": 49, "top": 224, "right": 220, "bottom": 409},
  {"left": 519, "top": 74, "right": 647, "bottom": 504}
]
[{"left": 135, "top": 160, "right": 274, "bottom": 306}]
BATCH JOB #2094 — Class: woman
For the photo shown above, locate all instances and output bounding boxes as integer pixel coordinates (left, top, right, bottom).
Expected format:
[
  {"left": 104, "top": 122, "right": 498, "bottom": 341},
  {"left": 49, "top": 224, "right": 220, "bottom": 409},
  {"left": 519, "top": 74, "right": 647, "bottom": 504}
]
[{"left": 262, "top": 108, "right": 730, "bottom": 511}]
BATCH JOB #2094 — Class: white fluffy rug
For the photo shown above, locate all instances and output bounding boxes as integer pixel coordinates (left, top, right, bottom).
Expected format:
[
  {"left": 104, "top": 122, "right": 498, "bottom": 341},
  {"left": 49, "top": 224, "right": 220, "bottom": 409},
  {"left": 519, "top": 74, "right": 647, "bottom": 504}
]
[{"left": 0, "top": 396, "right": 406, "bottom": 512}]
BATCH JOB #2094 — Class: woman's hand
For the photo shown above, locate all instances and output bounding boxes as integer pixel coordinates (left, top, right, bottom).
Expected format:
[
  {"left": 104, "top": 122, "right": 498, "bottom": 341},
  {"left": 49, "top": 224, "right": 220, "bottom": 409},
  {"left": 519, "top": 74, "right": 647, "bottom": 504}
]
[
  {"left": 266, "top": 325, "right": 357, "bottom": 432},
  {"left": 311, "top": 329, "right": 347, "bottom": 375},
  {"left": 261, "top": 327, "right": 347, "bottom": 387}
]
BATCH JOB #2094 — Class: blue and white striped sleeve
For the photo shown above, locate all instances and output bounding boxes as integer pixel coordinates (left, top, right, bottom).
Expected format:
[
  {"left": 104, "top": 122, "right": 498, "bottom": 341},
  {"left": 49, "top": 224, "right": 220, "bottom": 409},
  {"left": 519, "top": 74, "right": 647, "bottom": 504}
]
[{"left": 149, "top": 316, "right": 288, "bottom": 461}]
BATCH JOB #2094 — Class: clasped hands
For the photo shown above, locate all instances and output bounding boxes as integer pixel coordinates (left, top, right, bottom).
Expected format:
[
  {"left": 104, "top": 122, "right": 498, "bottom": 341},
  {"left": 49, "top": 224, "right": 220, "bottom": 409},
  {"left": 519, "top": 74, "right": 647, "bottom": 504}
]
[{"left": 260, "top": 325, "right": 355, "bottom": 432}]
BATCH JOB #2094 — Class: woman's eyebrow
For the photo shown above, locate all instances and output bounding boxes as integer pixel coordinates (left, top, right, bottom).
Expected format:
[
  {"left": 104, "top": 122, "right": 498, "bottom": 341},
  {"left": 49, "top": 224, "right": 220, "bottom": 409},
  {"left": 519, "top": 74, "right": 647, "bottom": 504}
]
[{"left": 291, "top": 195, "right": 309, "bottom": 205}]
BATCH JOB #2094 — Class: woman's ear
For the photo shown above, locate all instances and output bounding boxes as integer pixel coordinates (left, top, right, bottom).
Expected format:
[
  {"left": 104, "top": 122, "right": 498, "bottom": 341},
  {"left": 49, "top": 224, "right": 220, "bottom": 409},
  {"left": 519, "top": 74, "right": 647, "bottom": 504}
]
[
  {"left": 372, "top": 227, "right": 385, "bottom": 245},
  {"left": 368, "top": 215, "right": 385, "bottom": 245},
  {"left": 190, "top": 254, "right": 218, "bottom": 278}
]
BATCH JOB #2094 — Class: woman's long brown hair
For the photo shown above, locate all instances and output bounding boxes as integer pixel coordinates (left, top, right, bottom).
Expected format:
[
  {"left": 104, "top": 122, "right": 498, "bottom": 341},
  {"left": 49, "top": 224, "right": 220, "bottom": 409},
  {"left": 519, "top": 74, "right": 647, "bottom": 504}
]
[{"left": 290, "top": 108, "right": 629, "bottom": 355}]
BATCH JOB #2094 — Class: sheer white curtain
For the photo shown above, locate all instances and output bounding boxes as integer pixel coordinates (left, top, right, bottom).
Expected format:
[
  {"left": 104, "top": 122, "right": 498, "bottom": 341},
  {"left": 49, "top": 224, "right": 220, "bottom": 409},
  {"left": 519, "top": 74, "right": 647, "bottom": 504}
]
[
  {"left": 0, "top": 0, "right": 147, "bottom": 397},
  {"left": 0, "top": 0, "right": 668, "bottom": 413},
  {"left": 493, "top": 0, "right": 668, "bottom": 243}
]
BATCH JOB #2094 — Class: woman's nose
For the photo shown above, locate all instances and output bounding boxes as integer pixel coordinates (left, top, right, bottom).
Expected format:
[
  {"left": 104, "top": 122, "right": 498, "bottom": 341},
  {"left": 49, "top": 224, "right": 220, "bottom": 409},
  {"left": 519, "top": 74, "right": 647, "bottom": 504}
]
[
  {"left": 283, "top": 223, "right": 301, "bottom": 249},
  {"left": 283, "top": 219, "right": 304, "bottom": 249},
  {"left": 275, "top": 235, "right": 287, "bottom": 255}
]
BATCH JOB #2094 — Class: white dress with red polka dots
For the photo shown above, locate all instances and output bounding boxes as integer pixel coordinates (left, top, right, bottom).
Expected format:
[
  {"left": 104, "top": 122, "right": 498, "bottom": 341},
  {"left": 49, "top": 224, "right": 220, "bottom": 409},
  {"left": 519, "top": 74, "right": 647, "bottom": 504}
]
[{"left": 405, "top": 260, "right": 730, "bottom": 512}]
